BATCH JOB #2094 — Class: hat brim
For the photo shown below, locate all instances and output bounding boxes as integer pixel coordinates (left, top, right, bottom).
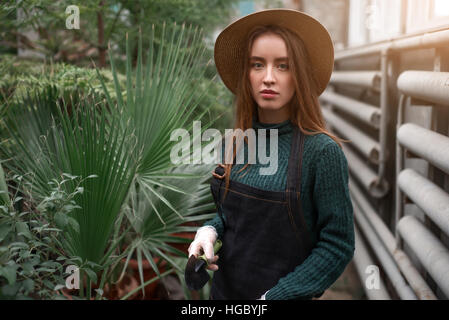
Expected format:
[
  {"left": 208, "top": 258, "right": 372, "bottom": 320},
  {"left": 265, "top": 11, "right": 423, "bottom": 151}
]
[{"left": 214, "top": 8, "right": 334, "bottom": 96}]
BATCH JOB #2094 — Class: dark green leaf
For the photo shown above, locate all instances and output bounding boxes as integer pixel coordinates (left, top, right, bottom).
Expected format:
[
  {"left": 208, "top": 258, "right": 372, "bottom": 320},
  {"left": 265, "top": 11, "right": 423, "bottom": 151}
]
[
  {"left": 15, "top": 221, "right": 32, "bottom": 240},
  {"left": 0, "top": 264, "right": 18, "bottom": 285}
]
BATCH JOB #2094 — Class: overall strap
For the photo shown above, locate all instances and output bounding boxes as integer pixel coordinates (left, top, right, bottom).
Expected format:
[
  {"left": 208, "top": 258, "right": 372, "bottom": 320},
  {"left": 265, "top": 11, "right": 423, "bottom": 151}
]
[
  {"left": 286, "top": 126, "right": 313, "bottom": 259},
  {"left": 286, "top": 126, "right": 304, "bottom": 192},
  {"left": 213, "top": 165, "right": 227, "bottom": 227}
]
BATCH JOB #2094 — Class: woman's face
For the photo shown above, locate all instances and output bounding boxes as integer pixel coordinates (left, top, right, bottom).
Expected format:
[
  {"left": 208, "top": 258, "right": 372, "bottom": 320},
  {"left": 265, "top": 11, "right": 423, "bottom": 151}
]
[{"left": 249, "top": 32, "right": 295, "bottom": 123}]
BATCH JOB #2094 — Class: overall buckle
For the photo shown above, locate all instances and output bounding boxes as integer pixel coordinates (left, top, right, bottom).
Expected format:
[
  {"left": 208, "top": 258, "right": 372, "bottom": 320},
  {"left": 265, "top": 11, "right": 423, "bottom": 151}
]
[{"left": 212, "top": 164, "right": 226, "bottom": 179}]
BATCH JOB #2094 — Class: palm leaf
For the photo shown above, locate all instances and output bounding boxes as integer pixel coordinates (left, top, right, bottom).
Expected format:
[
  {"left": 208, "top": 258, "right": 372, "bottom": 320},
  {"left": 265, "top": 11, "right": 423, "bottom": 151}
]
[
  {"left": 99, "top": 22, "right": 217, "bottom": 206},
  {"left": 1, "top": 90, "right": 138, "bottom": 264},
  {"left": 123, "top": 163, "right": 216, "bottom": 290},
  {"left": 0, "top": 161, "right": 11, "bottom": 207}
]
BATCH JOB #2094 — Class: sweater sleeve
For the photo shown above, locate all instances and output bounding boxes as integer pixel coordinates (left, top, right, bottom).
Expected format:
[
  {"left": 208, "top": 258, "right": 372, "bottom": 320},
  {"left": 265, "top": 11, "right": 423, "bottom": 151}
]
[
  {"left": 203, "top": 213, "right": 225, "bottom": 239},
  {"left": 266, "top": 142, "right": 355, "bottom": 300}
]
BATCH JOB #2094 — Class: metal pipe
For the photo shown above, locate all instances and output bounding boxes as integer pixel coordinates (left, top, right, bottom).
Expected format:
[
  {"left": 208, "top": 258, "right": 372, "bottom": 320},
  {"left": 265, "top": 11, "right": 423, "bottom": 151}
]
[
  {"left": 378, "top": 51, "right": 388, "bottom": 187},
  {"left": 397, "top": 215, "right": 449, "bottom": 297},
  {"left": 398, "top": 168, "right": 449, "bottom": 236},
  {"left": 322, "top": 107, "right": 380, "bottom": 163},
  {"left": 350, "top": 177, "right": 397, "bottom": 252},
  {"left": 397, "top": 71, "right": 449, "bottom": 106},
  {"left": 353, "top": 224, "right": 391, "bottom": 300},
  {"left": 395, "top": 94, "right": 407, "bottom": 247},
  {"left": 335, "top": 28, "right": 449, "bottom": 60},
  {"left": 350, "top": 177, "right": 437, "bottom": 299},
  {"left": 342, "top": 144, "right": 389, "bottom": 198},
  {"left": 353, "top": 197, "right": 417, "bottom": 300},
  {"left": 330, "top": 71, "right": 381, "bottom": 91},
  {"left": 397, "top": 122, "right": 449, "bottom": 175},
  {"left": 320, "top": 91, "right": 381, "bottom": 129}
]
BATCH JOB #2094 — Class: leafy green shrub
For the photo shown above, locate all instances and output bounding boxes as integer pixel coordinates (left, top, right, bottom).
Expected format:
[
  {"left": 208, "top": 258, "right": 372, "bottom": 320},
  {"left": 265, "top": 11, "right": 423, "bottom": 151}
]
[
  {"left": 0, "top": 170, "right": 95, "bottom": 300},
  {"left": 0, "top": 54, "right": 125, "bottom": 104}
]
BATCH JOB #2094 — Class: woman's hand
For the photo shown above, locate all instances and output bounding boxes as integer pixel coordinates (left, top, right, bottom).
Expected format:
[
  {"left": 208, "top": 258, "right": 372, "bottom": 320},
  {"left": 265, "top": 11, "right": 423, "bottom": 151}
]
[
  {"left": 188, "top": 226, "right": 220, "bottom": 270},
  {"left": 206, "top": 255, "right": 219, "bottom": 271}
]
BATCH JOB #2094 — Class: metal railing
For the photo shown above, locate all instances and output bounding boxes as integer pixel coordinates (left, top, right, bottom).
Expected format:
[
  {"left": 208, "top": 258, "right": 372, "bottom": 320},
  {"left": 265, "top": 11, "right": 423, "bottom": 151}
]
[{"left": 320, "top": 27, "right": 449, "bottom": 300}]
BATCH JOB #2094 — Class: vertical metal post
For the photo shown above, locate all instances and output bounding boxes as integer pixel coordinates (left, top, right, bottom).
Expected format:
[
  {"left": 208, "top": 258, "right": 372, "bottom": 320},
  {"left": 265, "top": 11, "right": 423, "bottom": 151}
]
[
  {"left": 378, "top": 50, "right": 389, "bottom": 188},
  {"left": 395, "top": 94, "right": 407, "bottom": 248}
]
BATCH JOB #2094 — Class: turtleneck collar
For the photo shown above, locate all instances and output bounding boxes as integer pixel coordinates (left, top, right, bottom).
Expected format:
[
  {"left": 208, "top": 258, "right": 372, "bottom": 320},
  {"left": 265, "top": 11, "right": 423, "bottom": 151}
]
[{"left": 251, "top": 116, "right": 294, "bottom": 135}]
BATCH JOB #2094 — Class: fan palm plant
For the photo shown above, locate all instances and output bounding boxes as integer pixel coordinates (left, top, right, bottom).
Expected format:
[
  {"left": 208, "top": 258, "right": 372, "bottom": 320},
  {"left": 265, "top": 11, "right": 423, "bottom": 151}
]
[
  {"left": 1, "top": 88, "right": 137, "bottom": 298},
  {"left": 97, "top": 22, "right": 220, "bottom": 298},
  {"left": 0, "top": 21, "right": 221, "bottom": 299}
]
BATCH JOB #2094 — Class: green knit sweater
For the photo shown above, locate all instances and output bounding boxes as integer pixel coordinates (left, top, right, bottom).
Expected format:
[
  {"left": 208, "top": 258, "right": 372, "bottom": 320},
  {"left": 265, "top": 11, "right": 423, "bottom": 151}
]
[{"left": 204, "top": 119, "right": 355, "bottom": 300}]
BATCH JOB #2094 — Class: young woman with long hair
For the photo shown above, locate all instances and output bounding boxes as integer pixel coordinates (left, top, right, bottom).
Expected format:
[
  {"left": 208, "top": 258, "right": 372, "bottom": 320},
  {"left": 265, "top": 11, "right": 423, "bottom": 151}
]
[{"left": 188, "top": 8, "right": 354, "bottom": 300}]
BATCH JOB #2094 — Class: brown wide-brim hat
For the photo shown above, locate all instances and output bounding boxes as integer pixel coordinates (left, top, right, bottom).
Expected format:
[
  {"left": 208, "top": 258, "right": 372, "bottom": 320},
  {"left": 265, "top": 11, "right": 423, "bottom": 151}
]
[{"left": 214, "top": 8, "right": 334, "bottom": 96}]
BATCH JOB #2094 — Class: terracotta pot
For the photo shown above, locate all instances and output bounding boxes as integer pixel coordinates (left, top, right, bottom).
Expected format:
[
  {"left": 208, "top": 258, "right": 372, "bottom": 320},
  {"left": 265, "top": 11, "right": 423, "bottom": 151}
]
[{"left": 103, "top": 273, "right": 139, "bottom": 300}]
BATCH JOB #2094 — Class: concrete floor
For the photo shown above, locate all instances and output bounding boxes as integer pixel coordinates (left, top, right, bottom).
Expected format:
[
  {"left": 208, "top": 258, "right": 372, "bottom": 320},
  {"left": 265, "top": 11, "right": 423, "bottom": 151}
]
[{"left": 315, "top": 261, "right": 366, "bottom": 300}]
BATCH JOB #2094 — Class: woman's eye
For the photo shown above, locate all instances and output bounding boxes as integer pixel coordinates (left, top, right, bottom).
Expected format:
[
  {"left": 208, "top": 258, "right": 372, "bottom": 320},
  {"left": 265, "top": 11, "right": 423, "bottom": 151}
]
[
  {"left": 278, "top": 63, "right": 289, "bottom": 70},
  {"left": 252, "top": 62, "right": 263, "bottom": 68}
]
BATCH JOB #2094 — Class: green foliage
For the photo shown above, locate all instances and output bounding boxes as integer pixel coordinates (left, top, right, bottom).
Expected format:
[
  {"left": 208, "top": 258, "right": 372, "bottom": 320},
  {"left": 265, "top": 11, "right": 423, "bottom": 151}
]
[
  {"left": 0, "top": 0, "right": 242, "bottom": 299},
  {"left": 0, "top": 170, "right": 86, "bottom": 300},
  {"left": 0, "top": 21, "right": 221, "bottom": 299},
  {"left": 0, "top": 0, "right": 237, "bottom": 129},
  {"left": 3, "top": 89, "right": 138, "bottom": 265},
  {"left": 0, "top": 54, "right": 125, "bottom": 104},
  {"left": 98, "top": 26, "right": 219, "bottom": 295},
  {"left": 0, "top": 0, "right": 240, "bottom": 66},
  {"left": 121, "top": 164, "right": 216, "bottom": 297}
]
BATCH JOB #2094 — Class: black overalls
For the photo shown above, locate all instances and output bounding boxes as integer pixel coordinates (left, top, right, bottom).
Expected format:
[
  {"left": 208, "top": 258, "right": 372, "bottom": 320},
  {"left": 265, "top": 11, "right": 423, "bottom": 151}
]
[{"left": 210, "top": 126, "right": 321, "bottom": 300}]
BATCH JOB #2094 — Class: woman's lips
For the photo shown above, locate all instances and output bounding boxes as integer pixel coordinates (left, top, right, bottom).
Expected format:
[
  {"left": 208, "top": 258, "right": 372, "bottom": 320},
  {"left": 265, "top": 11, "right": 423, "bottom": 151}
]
[
  {"left": 260, "top": 90, "right": 279, "bottom": 99},
  {"left": 260, "top": 92, "right": 278, "bottom": 99}
]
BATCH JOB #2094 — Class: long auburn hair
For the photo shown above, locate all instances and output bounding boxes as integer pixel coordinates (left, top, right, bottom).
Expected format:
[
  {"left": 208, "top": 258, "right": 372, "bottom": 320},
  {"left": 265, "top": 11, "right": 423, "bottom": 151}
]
[{"left": 220, "top": 24, "right": 348, "bottom": 199}]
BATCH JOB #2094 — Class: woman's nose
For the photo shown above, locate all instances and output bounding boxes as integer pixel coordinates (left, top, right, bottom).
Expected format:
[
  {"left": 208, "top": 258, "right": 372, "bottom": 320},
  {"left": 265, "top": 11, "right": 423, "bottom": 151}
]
[{"left": 263, "top": 66, "right": 275, "bottom": 84}]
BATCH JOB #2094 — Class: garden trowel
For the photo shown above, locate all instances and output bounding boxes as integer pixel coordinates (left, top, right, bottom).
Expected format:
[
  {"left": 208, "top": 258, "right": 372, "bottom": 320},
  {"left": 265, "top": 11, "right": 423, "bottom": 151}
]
[{"left": 185, "top": 240, "right": 222, "bottom": 291}]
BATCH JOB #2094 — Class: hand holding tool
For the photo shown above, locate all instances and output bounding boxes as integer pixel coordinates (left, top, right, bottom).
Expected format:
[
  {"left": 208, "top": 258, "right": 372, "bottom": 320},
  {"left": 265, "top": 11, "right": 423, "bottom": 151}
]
[{"left": 185, "top": 240, "right": 222, "bottom": 291}]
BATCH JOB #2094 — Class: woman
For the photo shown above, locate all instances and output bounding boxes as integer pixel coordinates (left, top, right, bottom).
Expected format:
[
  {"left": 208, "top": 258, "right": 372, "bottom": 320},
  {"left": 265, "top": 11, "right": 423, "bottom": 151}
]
[{"left": 188, "top": 8, "right": 355, "bottom": 300}]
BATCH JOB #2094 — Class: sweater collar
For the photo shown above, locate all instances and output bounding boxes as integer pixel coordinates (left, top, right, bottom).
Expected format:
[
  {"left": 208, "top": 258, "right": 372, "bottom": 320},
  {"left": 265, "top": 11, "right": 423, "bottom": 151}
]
[{"left": 252, "top": 116, "right": 293, "bottom": 135}]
